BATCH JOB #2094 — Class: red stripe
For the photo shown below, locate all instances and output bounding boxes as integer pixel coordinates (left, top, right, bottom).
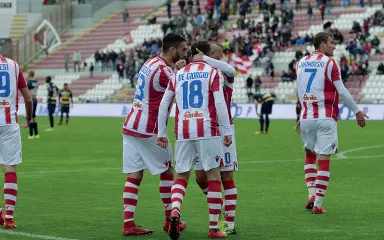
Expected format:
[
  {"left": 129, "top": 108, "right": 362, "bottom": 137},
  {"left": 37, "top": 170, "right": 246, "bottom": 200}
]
[
  {"left": 175, "top": 105, "right": 179, "bottom": 140},
  {"left": 225, "top": 216, "right": 235, "bottom": 222},
  {"left": 4, "top": 189, "right": 17, "bottom": 196},
  {"left": 184, "top": 64, "right": 192, "bottom": 73},
  {"left": 123, "top": 109, "right": 134, "bottom": 127},
  {"left": 224, "top": 205, "right": 237, "bottom": 211},
  {"left": 324, "top": 59, "right": 338, "bottom": 120},
  {"left": 132, "top": 110, "right": 142, "bottom": 130},
  {"left": 224, "top": 194, "right": 237, "bottom": 200},
  {"left": 303, "top": 102, "right": 308, "bottom": 119},
  {"left": 209, "top": 209, "right": 221, "bottom": 214},
  {"left": 304, "top": 169, "right": 317, "bottom": 174},
  {"left": 316, "top": 185, "right": 327, "bottom": 191},
  {"left": 209, "top": 221, "right": 218, "bottom": 226},
  {"left": 197, "top": 118, "right": 204, "bottom": 137},
  {"left": 313, "top": 101, "right": 319, "bottom": 118},
  {"left": 0, "top": 56, "right": 7, "bottom": 63},
  {"left": 123, "top": 198, "right": 138, "bottom": 205},
  {"left": 182, "top": 120, "right": 189, "bottom": 139},
  {"left": 5, "top": 106, "right": 11, "bottom": 124},
  {"left": 305, "top": 55, "right": 312, "bottom": 60},
  {"left": 148, "top": 58, "right": 160, "bottom": 67},
  {"left": 4, "top": 200, "right": 15, "bottom": 206},
  {"left": 197, "top": 63, "right": 205, "bottom": 71},
  {"left": 315, "top": 54, "right": 324, "bottom": 61},
  {"left": 207, "top": 198, "right": 222, "bottom": 204},
  {"left": 317, "top": 176, "right": 329, "bottom": 181}
]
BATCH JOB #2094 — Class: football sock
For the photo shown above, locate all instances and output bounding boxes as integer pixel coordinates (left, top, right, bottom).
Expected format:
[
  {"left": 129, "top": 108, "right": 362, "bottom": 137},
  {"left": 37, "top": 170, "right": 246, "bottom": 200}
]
[
  {"left": 315, "top": 160, "right": 330, "bottom": 207},
  {"left": 66, "top": 114, "right": 69, "bottom": 124},
  {"left": 222, "top": 180, "right": 237, "bottom": 228},
  {"left": 123, "top": 177, "right": 141, "bottom": 227},
  {"left": 259, "top": 115, "right": 264, "bottom": 131},
  {"left": 171, "top": 178, "right": 188, "bottom": 215},
  {"left": 265, "top": 115, "right": 270, "bottom": 132},
  {"left": 49, "top": 114, "right": 54, "bottom": 128},
  {"left": 304, "top": 153, "right": 317, "bottom": 198},
  {"left": 4, "top": 172, "right": 18, "bottom": 219},
  {"left": 208, "top": 180, "right": 222, "bottom": 229},
  {"left": 29, "top": 124, "right": 33, "bottom": 136},
  {"left": 34, "top": 122, "right": 38, "bottom": 135},
  {"left": 60, "top": 113, "right": 63, "bottom": 123},
  {"left": 160, "top": 172, "right": 174, "bottom": 219}
]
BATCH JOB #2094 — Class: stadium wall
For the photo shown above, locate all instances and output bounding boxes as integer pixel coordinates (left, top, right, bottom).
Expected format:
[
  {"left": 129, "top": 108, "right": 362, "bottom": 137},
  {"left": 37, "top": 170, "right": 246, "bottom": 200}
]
[{"left": 17, "top": 104, "right": 384, "bottom": 120}]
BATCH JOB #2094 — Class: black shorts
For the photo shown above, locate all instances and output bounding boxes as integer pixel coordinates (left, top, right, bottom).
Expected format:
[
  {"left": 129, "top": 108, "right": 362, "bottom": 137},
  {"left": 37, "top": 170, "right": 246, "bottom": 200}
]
[
  {"left": 296, "top": 105, "right": 301, "bottom": 115},
  {"left": 61, "top": 105, "right": 70, "bottom": 114},
  {"left": 32, "top": 98, "right": 38, "bottom": 118},
  {"left": 261, "top": 101, "right": 274, "bottom": 115}
]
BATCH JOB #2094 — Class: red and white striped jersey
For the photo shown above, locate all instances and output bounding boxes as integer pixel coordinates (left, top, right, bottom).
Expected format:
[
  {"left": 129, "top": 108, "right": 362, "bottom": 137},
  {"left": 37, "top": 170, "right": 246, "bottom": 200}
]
[
  {"left": 223, "top": 75, "right": 234, "bottom": 125},
  {"left": 167, "top": 61, "right": 224, "bottom": 141},
  {"left": 122, "top": 56, "right": 174, "bottom": 137},
  {"left": 296, "top": 50, "right": 340, "bottom": 121},
  {"left": 0, "top": 56, "right": 27, "bottom": 126}
]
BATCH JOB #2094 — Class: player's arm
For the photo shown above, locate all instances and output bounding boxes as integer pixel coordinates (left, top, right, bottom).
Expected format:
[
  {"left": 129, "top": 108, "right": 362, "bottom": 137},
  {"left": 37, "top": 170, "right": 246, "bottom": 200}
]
[
  {"left": 157, "top": 76, "right": 176, "bottom": 148},
  {"left": 253, "top": 94, "right": 260, "bottom": 116},
  {"left": 203, "top": 56, "right": 236, "bottom": 77},
  {"left": 18, "top": 67, "right": 32, "bottom": 126},
  {"left": 212, "top": 70, "right": 232, "bottom": 147},
  {"left": 328, "top": 59, "right": 367, "bottom": 127}
]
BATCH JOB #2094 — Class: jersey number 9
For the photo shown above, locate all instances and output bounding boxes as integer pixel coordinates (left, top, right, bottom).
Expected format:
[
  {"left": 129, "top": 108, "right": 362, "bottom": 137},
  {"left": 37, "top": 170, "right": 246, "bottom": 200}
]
[{"left": 0, "top": 72, "right": 10, "bottom": 97}]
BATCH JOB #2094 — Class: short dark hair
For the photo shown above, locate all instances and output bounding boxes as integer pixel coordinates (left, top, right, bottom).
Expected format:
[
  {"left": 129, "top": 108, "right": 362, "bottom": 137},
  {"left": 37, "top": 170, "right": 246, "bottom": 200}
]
[
  {"left": 46, "top": 76, "right": 52, "bottom": 82},
  {"left": 64, "top": 83, "right": 68, "bottom": 86},
  {"left": 191, "top": 41, "right": 211, "bottom": 56},
  {"left": 162, "top": 33, "right": 187, "bottom": 53},
  {"left": 28, "top": 71, "right": 35, "bottom": 77},
  {"left": 313, "top": 31, "right": 334, "bottom": 49}
]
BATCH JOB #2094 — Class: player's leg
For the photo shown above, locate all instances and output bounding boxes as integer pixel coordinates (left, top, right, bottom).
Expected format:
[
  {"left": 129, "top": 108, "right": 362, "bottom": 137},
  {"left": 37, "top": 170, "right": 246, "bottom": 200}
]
[
  {"left": 312, "top": 119, "right": 337, "bottom": 214},
  {"left": 195, "top": 158, "right": 208, "bottom": 195},
  {"left": 32, "top": 99, "right": 39, "bottom": 138},
  {"left": 197, "top": 138, "right": 227, "bottom": 238},
  {"left": 46, "top": 104, "right": 55, "bottom": 131},
  {"left": 122, "top": 135, "right": 152, "bottom": 235},
  {"left": 28, "top": 123, "right": 34, "bottom": 139},
  {"left": 65, "top": 108, "right": 69, "bottom": 125},
  {"left": 265, "top": 114, "right": 270, "bottom": 133},
  {"left": 59, "top": 107, "right": 64, "bottom": 125},
  {"left": 265, "top": 101, "right": 273, "bottom": 133},
  {"left": 0, "top": 125, "right": 22, "bottom": 228},
  {"left": 300, "top": 120, "right": 318, "bottom": 209},
  {"left": 256, "top": 114, "right": 265, "bottom": 134}
]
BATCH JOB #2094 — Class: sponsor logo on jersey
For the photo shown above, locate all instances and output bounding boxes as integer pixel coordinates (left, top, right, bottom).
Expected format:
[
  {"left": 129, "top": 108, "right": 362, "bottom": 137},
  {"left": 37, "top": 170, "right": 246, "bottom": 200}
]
[
  {"left": 183, "top": 111, "right": 203, "bottom": 120},
  {"left": 303, "top": 94, "right": 318, "bottom": 101},
  {"left": 133, "top": 101, "right": 142, "bottom": 109}
]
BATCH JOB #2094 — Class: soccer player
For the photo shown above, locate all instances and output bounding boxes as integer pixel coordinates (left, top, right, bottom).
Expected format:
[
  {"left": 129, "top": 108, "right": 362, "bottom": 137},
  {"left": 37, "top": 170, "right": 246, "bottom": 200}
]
[
  {"left": 296, "top": 32, "right": 367, "bottom": 214},
  {"left": 58, "top": 83, "right": 73, "bottom": 126},
  {"left": 0, "top": 55, "right": 33, "bottom": 228},
  {"left": 26, "top": 71, "right": 40, "bottom": 139},
  {"left": 121, "top": 33, "right": 188, "bottom": 236},
  {"left": 157, "top": 41, "right": 233, "bottom": 239},
  {"left": 253, "top": 92, "right": 275, "bottom": 134},
  {"left": 194, "top": 43, "right": 238, "bottom": 235},
  {"left": 45, "top": 76, "right": 59, "bottom": 132}
]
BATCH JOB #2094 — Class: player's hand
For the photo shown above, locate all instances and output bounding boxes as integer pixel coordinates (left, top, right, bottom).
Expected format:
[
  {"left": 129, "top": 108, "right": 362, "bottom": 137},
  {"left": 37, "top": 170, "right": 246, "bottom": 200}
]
[
  {"left": 356, "top": 111, "right": 368, "bottom": 128},
  {"left": 223, "top": 135, "right": 232, "bottom": 147},
  {"left": 175, "top": 60, "right": 187, "bottom": 70},
  {"left": 157, "top": 137, "right": 169, "bottom": 148},
  {"left": 20, "top": 117, "right": 31, "bottom": 128},
  {"left": 193, "top": 48, "right": 204, "bottom": 61},
  {"left": 296, "top": 121, "right": 301, "bottom": 134},
  {"left": 256, "top": 112, "right": 260, "bottom": 117}
]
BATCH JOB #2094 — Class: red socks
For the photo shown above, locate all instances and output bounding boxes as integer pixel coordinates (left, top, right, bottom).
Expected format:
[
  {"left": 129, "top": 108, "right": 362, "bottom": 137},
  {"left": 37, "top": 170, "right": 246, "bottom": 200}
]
[
  {"left": 123, "top": 177, "right": 141, "bottom": 227},
  {"left": 304, "top": 153, "right": 317, "bottom": 197},
  {"left": 160, "top": 173, "right": 174, "bottom": 219}
]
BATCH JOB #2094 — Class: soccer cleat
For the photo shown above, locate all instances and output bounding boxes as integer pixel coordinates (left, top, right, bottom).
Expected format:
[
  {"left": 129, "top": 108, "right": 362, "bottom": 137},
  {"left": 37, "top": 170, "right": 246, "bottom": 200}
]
[
  {"left": 4, "top": 218, "right": 17, "bottom": 229},
  {"left": 264, "top": 131, "right": 268, "bottom": 134},
  {"left": 28, "top": 135, "right": 35, "bottom": 140},
  {"left": 312, "top": 206, "right": 327, "bottom": 214},
  {"left": 45, "top": 128, "right": 54, "bottom": 132},
  {"left": 255, "top": 131, "right": 264, "bottom": 135},
  {"left": 163, "top": 219, "right": 187, "bottom": 232},
  {"left": 58, "top": 122, "right": 62, "bottom": 126},
  {"left": 122, "top": 225, "right": 153, "bottom": 236},
  {"left": 35, "top": 135, "right": 40, "bottom": 139},
  {"left": 222, "top": 223, "right": 236, "bottom": 235},
  {"left": 168, "top": 211, "right": 180, "bottom": 240},
  {"left": 305, "top": 196, "right": 315, "bottom": 210},
  {"left": 208, "top": 229, "right": 227, "bottom": 238}
]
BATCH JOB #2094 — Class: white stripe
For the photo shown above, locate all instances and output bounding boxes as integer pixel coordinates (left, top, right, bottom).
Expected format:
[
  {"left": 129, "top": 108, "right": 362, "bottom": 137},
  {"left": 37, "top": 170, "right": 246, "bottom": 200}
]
[
  {"left": 0, "top": 229, "right": 78, "bottom": 240},
  {"left": 123, "top": 192, "right": 138, "bottom": 200},
  {"left": 317, "top": 171, "right": 330, "bottom": 177},
  {"left": 124, "top": 218, "right": 134, "bottom": 223},
  {"left": 172, "top": 184, "right": 186, "bottom": 193},
  {"left": 315, "top": 180, "right": 329, "bottom": 187},
  {"left": 124, "top": 204, "right": 136, "bottom": 212},
  {"left": 224, "top": 200, "right": 237, "bottom": 206},
  {"left": 124, "top": 182, "right": 139, "bottom": 189},
  {"left": 160, "top": 193, "right": 171, "bottom": 199},
  {"left": 160, "top": 180, "right": 174, "bottom": 187},
  {"left": 224, "top": 188, "right": 237, "bottom": 195},
  {"left": 4, "top": 183, "right": 18, "bottom": 190},
  {"left": 207, "top": 192, "right": 222, "bottom": 199},
  {"left": 304, "top": 164, "right": 316, "bottom": 170},
  {"left": 209, "top": 203, "right": 222, "bottom": 210},
  {"left": 4, "top": 194, "right": 17, "bottom": 202},
  {"left": 173, "top": 202, "right": 181, "bottom": 210},
  {"left": 226, "top": 210, "right": 235, "bottom": 216},
  {"left": 209, "top": 214, "right": 219, "bottom": 222},
  {"left": 306, "top": 182, "right": 315, "bottom": 188},
  {"left": 172, "top": 193, "right": 184, "bottom": 201},
  {"left": 305, "top": 173, "right": 317, "bottom": 179}
]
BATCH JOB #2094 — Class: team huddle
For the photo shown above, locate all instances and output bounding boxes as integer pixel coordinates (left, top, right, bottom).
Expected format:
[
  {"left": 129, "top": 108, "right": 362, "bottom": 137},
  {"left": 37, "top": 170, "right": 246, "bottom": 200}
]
[{"left": 0, "top": 31, "right": 367, "bottom": 238}]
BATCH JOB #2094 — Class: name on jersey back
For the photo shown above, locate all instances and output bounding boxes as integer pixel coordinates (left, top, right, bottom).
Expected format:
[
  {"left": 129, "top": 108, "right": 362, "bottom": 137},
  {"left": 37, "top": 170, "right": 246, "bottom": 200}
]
[
  {"left": 0, "top": 64, "right": 8, "bottom": 71},
  {"left": 178, "top": 72, "right": 209, "bottom": 81},
  {"left": 298, "top": 61, "right": 325, "bottom": 68}
]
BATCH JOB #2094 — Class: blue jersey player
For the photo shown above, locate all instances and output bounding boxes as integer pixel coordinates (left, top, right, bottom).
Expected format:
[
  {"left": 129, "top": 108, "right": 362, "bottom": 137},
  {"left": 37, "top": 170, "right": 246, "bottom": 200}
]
[{"left": 253, "top": 92, "right": 275, "bottom": 134}]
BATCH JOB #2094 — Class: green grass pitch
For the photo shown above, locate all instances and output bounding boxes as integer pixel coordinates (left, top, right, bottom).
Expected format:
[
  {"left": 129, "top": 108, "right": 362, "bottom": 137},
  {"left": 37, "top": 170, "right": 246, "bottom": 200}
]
[{"left": 0, "top": 117, "right": 383, "bottom": 240}]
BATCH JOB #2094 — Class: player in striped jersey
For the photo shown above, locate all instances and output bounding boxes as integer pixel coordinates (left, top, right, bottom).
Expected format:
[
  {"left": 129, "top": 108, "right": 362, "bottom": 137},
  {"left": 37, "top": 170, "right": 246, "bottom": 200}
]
[
  {"left": 121, "top": 33, "right": 188, "bottom": 236},
  {"left": 194, "top": 43, "right": 238, "bottom": 235},
  {"left": 0, "top": 55, "right": 33, "bottom": 228},
  {"left": 296, "top": 32, "right": 367, "bottom": 214},
  {"left": 157, "top": 41, "right": 233, "bottom": 239}
]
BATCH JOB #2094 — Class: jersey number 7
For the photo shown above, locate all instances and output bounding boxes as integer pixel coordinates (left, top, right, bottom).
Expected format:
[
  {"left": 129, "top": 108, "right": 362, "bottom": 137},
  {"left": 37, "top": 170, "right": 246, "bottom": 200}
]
[{"left": 304, "top": 68, "right": 317, "bottom": 93}]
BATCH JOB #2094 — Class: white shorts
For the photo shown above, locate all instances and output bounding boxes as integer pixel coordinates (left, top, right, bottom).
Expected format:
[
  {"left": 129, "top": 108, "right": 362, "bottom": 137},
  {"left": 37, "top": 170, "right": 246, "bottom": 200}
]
[
  {"left": 300, "top": 119, "right": 338, "bottom": 155},
  {"left": 194, "top": 125, "right": 238, "bottom": 172},
  {"left": 0, "top": 125, "right": 22, "bottom": 166},
  {"left": 175, "top": 137, "right": 224, "bottom": 173},
  {"left": 122, "top": 134, "right": 172, "bottom": 175}
]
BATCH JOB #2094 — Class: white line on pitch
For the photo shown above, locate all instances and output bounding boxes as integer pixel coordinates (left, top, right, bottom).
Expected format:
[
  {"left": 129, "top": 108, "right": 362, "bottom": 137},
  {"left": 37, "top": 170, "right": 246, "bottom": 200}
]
[
  {"left": 0, "top": 229, "right": 78, "bottom": 240},
  {"left": 336, "top": 145, "right": 384, "bottom": 159}
]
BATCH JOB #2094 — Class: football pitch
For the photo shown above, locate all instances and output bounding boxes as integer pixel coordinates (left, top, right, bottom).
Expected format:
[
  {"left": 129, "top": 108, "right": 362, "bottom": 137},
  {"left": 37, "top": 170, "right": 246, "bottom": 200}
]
[{"left": 0, "top": 117, "right": 383, "bottom": 240}]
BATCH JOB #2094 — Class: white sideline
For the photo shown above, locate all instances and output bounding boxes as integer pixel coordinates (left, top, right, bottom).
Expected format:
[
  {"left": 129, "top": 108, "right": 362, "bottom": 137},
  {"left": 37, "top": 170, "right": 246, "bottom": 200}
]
[
  {"left": 0, "top": 229, "right": 78, "bottom": 240},
  {"left": 17, "top": 146, "right": 384, "bottom": 175}
]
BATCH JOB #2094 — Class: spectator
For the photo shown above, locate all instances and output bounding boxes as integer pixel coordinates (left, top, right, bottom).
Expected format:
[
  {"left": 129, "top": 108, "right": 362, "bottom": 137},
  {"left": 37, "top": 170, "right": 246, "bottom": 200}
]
[
  {"left": 307, "top": 3, "right": 313, "bottom": 23},
  {"left": 73, "top": 50, "right": 81, "bottom": 72},
  {"left": 94, "top": 51, "right": 101, "bottom": 71},
  {"left": 188, "top": 0, "right": 194, "bottom": 16},
  {"left": 320, "top": 2, "right": 326, "bottom": 20},
  {"left": 89, "top": 63, "right": 94, "bottom": 78},
  {"left": 371, "top": 35, "right": 381, "bottom": 54},
  {"left": 254, "top": 75, "right": 262, "bottom": 93},
  {"left": 166, "top": 0, "right": 172, "bottom": 19},
  {"left": 122, "top": 10, "right": 129, "bottom": 24},
  {"left": 179, "top": 0, "right": 186, "bottom": 14},
  {"left": 65, "top": 54, "right": 69, "bottom": 72},
  {"left": 215, "top": 0, "right": 222, "bottom": 17},
  {"left": 296, "top": 0, "right": 301, "bottom": 11},
  {"left": 295, "top": 50, "right": 303, "bottom": 61},
  {"left": 377, "top": 63, "right": 384, "bottom": 75},
  {"left": 281, "top": 71, "right": 291, "bottom": 82},
  {"left": 265, "top": 60, "right": 275, "bottom": 77},
  {"left": 117, "top": 62, "right": 125, "bottom": 82},
  {"left": 351, "top": 21, "right": 362, "bottom": 34},
  {"left": 246, "top": 75, "right": 253, "bottom": 94}
]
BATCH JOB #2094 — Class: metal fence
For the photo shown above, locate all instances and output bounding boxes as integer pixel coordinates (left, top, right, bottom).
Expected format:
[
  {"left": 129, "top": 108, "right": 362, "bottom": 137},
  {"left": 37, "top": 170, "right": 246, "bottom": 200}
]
[{"left": 13, "top": 0, "right": 72, "bottom": 68}]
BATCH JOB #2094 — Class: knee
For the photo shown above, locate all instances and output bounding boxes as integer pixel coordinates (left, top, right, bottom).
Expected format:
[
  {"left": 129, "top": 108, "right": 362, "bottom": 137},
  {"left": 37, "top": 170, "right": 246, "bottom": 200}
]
[
  {"left": 176, "top": 172, "right": 190, "bottom": 183},
  {"left": 195, "top": 172, "right": 208, "bottom": 187},
  {"left": 305, "top": 149, "right": 316, "bottom": 155},
  {"left": 3, "top": 165, "right": 16, "bottom": 173},
  {"left": 220, "top": 172, "right": 233, "bottom": 182},
  {"left": 128, "top": 170, "right": 144, "bottom": 181}
]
